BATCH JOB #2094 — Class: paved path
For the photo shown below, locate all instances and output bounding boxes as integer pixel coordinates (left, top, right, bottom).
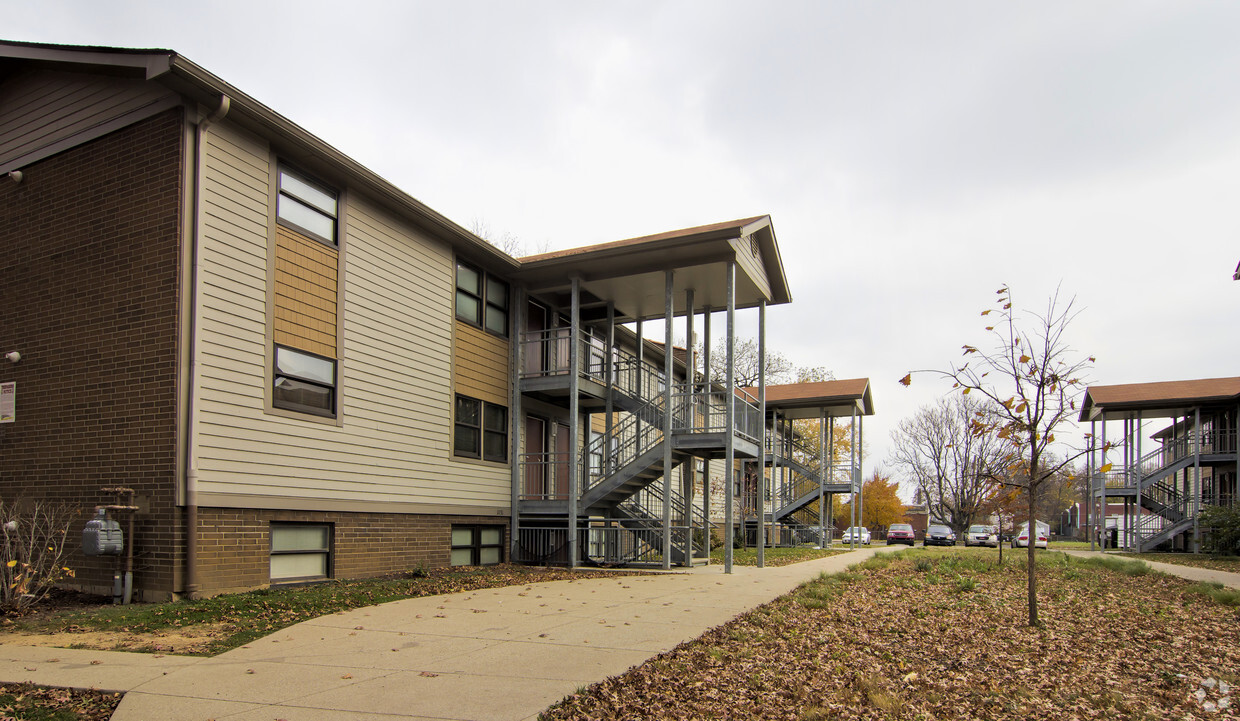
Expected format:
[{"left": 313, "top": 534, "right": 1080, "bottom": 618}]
[
  {"left": 0, "top": 548, "right": 885, "bottom": 721},
  {"left": 1061, "top": 549, "right": 1240, "bottom": 589},
  {"left": 2, "top": 547, "right": 1235, "bottom": 720}
]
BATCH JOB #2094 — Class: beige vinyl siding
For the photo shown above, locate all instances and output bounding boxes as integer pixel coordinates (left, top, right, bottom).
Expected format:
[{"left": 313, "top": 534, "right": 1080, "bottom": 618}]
[
  {"left": 194, "top": 120, "right": 508, "bottom": 511},
  {"left": 453, "top": 322, "right": 510, "bottom": 407},
  {"left": 0, "top": 68, "right": 178, "bottom": 170},
  {"left": 732, "top": 235, "right": 772, "bottom": 302},
  {"left": 274, "top": 226, "right": 338, "bottom": 357}
]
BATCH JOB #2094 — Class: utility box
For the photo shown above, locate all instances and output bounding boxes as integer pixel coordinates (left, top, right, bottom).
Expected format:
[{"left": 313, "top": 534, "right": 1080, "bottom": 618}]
[{"left": 82, "top": 510, "right": 124, "bottom": 556}]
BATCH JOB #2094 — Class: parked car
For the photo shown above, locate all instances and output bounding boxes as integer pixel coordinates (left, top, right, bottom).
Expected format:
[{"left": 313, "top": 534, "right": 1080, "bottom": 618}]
[
  {"left": 1012, "top": 521, "right": 1050, "bottom": 549},
  {"left": 842, "top": 526, "right": 871, "bottom": 545},
  {"left": 964, "top": 524, "right": 999, "bottom": 548},
  {"left": 924, "top": 524, "right": 956, "bottom": 546},
  {"left": 886, "top": 523, "right": 916, "bottom": 546}
]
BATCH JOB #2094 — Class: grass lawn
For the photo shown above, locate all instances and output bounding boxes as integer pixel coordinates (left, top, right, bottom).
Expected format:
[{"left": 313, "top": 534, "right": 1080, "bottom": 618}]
[
  {"left": 0, "top": 684, "right": 121, "bottom": 721},
  {"left": 543, "top": 548, "right": 1240, "bottom": 720},
  {"left": 710, "top": 546, "right": 850, "bottom": 567},
  {"left": 1114, "top": 552, "right": 1240, "bottom": 574},
  {"left": 1, "top": 564, "right": 642, "bottom": 657}
]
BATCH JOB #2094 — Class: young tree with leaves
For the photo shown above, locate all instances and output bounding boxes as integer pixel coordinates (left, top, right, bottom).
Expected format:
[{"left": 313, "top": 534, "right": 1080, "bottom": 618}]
[{"left": 900, "top": 285, "right": 1098, "bottom": 626}]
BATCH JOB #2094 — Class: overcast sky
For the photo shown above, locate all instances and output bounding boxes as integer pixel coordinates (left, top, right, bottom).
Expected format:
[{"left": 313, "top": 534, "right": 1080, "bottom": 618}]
[{"left": 7, "top": 1, "right": 1239, "bottom": 496}]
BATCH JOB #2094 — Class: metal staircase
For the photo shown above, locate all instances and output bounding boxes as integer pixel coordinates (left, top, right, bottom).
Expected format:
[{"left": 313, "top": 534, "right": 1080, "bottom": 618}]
[{"left": 1106, "top": 430, "right": 1237, "bottom": 551}]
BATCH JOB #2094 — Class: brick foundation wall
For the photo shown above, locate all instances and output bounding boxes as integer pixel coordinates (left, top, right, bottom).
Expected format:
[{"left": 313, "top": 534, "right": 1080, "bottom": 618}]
[
  {"left": 0, "top": 109, "right": 185, "bottom": 599},
  {"left": 196, "top": 507, "right": 511, "bottom": 596}
]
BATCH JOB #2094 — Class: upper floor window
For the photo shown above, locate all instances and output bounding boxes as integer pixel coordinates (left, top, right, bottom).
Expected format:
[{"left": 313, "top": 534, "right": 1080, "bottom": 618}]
[
  {"left": 273, "top": 345, "right": 336, "bottom": 417},
  {"left": 277, "top": 166, "right": 338, "bottom": 245},
  {"left": 456, "top": 262, "right": 509, "bottom": 337},
  {"left": 454, "top": 395, "right": 507, "bottom": 462}
]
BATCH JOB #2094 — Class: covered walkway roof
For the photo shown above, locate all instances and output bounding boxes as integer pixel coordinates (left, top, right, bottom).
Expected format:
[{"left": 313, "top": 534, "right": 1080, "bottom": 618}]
[
  {"left": 1078, "top": 376, "right": 1240, "bottom": 421},
  {"left": 743, "top": 378, "right": 874, "bottom": 420}
]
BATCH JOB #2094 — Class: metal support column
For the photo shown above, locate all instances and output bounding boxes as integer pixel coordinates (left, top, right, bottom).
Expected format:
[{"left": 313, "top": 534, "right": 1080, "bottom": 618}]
[
  {"left": 684, "top": 288, "right": 695, "bottom": 565},
  {"left": 1135, "top": 411, "right": 1143, "bottom": 552},
  {"left": 568, "top": 277, "right": 581, "bottom": 567},
  {"left": 850, "top": 407, "right": 858, "bottom": 549},
  {"left": 605, "top": 302, "right": 615, "bottom": 476},
  {"left": 724, "top": 262, "right": 736, "bottom": 573},
  {"left": 662, "top": 271, "right": 674, "bottom": 569},
  {"left": 818, "top": 409, "right": 826, "bottom": 547},
  {"left": 1089, "top": 419, "right": 1096, "bottom": 551},
  {"left": 757, "top": 300, "right": 766, "bottom": 568},
  {"left": 702, "top": 308, "right": 712, "bottom": 557},
  {"left": 1100, "top": 413, "right": 1108, "bottom": 549},
  {"left": 1193, "top": 406, "right": 1201, "bottom": 552},
  {"left": 509, "top": 288, "right": 525, "bottom": 562}
]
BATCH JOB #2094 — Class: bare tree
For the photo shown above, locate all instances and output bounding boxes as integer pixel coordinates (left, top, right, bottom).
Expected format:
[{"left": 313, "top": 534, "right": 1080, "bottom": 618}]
[
  {"left": 889, "top": 394, "right": 1007, "bottom": 536},
  {"left": 700, "top": 338, "right": 796, "bottom": 388},
  {"left": 470, "top": 218, "right": 549, "bottom": 257},
  {"left": 901, "top": 285, "right": 1098, "bottom": 626}
]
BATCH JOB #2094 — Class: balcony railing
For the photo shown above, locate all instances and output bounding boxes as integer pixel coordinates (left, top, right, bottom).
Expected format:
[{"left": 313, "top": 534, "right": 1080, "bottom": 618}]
[
  {"left": 1096, "top": 430, "right": 1238, "bottom": 489},
  {"left": 520, "top": 451, "right": 570, "bottom": 501}
]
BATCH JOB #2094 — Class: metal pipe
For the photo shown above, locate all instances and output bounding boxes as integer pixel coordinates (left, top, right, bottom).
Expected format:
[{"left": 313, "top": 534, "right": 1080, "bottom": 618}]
[
  {"left": 185, "top": 94, "right": 230, "bottom": 600},
  {"left": 702, "top": 308, "right": 712, "bottom": 555}
]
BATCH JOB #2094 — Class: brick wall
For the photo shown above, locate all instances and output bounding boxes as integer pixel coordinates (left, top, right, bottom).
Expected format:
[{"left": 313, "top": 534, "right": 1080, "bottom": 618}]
[
  {"left": 0, "top": 109, "right": 185, "bottom": 598},
  {"left": 196, "top": 507, "right": 510, "bottom": 596}
]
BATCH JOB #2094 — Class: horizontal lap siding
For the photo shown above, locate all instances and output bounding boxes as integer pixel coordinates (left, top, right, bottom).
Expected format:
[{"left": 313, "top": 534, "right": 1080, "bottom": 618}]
[
  {"left": 195, "top": 126, "right": 507, "bottom": 510},
  {"left": 453, "top": 322, "right": 510, "bottom": 407},
  {"left": 732, "top": 236, "right": 771, "bottom": 301},
  {"left": 0, "top": 69, "right": 178, "bottom": 169}
]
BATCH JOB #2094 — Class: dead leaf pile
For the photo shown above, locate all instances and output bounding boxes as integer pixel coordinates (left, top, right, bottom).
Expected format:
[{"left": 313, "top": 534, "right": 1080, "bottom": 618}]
[{"left": 542, "top": 553, "right": 1240, "bottom": 720}]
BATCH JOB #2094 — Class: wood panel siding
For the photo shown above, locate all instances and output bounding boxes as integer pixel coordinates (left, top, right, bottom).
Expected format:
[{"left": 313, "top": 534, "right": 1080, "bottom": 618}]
[
  {"left": 453, "top": 321, "right": 510, "bottom": 407},
  {"left": 194, "top": 121, "right": 509, "bottom": 512},
  {"left": 732, "top": 234, "right": 772, "bottom": 301},
  {"left": 274, "top": 225, "right": 338, "bottom": 357},
  {"left": 0, "top": 68, "right": 178, "bottom": 172}
]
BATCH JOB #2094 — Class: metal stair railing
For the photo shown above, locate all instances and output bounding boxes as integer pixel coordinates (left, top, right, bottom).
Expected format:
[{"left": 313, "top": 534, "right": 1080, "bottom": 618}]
[
  {"left": 668, "top": 382, "right": 761, "bottom": 442},
  {"left": 583, "top": 395, "right": 666, "bottom": 495},
  {"left": 615, "top": 475, "right": 707, "bottom": 558}
]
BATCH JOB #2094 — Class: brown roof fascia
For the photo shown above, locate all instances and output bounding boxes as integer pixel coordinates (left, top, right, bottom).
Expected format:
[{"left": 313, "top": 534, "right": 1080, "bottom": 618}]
[
  {"left": 1079, "top": 376, "right": 1240, "bottom": 421},
  {"left": 0, "top": 40, "right": 517, "bottom": 275}
]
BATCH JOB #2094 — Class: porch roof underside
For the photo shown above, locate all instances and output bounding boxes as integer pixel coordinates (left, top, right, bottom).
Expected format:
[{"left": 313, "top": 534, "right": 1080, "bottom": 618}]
[
  {"left": 514, "top": 216, "right": 791, "bottom": 324},
  {"left": 1078, "top": 376, "right": 1240, "bottom": 422},
  {"left": 743, "top": 379, "right": 874, "bottom": 419}
]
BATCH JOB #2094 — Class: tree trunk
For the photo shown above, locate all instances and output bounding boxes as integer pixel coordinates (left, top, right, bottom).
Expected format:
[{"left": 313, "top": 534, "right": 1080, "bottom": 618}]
[{"left": 1027, "top": 457, "right": 1039, "bottom": 626}]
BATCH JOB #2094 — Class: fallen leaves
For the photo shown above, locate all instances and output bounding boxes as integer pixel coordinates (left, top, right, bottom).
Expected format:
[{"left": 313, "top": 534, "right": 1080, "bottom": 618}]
[{"left": 542, "top": 551, "right": 1240, "bottom": 720}]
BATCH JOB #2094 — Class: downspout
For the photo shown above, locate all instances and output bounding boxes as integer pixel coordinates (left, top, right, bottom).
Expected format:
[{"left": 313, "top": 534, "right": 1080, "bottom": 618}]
[{"left": 186, "top": 94, "right": 230, "bottom": 599}]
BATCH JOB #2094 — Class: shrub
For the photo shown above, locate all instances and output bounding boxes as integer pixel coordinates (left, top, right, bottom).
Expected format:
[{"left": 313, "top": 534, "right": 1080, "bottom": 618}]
[
  {"left": 0, "top": 499, "right": 79, "bottom": 612},
  {"left": 1199, "top": 505, "right": 1240, "bottom": 555}
]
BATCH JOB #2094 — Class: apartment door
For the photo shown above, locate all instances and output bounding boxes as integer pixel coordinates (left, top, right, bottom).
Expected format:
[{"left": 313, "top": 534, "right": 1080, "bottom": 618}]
[
  {"left": 554, "top": 422, "right": 571, "bottom": 500},
  {"left": 524, "top": 416, "right": 546, "bottom": 498},
  {"left": 524, "top": 301, "right": 548, "bottom": 376}
]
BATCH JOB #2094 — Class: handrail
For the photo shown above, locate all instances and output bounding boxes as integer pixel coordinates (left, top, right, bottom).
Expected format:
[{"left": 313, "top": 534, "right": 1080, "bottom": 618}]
[{"left": 519, "top": 451, "right": 570, "bottom": 501}]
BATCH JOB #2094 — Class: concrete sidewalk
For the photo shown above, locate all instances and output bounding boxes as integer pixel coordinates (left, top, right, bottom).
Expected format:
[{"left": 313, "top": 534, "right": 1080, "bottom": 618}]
[
  {"left": 1, "top": 548, "right": 881, "bottom": 721},
  {"left": 1062, "top": 549, "right": 1240, "bottom": 589},
  {"left": 4, "top": 547, "right": 1234, "bottom": 720}
]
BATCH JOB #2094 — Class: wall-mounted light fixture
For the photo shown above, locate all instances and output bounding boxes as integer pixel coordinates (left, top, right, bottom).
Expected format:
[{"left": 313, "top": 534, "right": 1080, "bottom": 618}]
[
  {"left": 4, "top": 352, "right": 20, "bottom": 364},
  {"left": 7, "top": 171, "right": 22, "bottom": 184}
]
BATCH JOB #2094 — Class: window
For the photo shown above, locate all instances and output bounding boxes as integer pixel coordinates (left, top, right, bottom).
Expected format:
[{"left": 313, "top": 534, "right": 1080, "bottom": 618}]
[
  {"left": 455, "top": 262, "right": 509, "bottom": 337},
  {"left": 270, "top": 523, "right": 332, "bottom": 582},
  {"left": 277, "top": 167, "right": 338, "bottom": 245},
  {"left": 454, "top": 395, "right": 508, "bottom": 462},
  {"left": 274, "top": 345, "right": 336, "bottom": 417},
  {"left": 451, "top": 525, "right": 503, "bottom": 566}
]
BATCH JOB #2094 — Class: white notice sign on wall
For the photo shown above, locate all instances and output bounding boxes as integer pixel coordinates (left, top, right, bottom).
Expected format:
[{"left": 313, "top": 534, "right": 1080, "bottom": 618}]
[{"left": 0, "top": 382, "right": 13, "bottom": 423}]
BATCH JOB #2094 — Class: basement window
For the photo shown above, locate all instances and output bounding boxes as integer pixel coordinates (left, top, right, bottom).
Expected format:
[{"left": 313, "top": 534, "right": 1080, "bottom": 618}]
[
  {"left": 270, "top": 523, "right": 332, "bottom": 582},
  {"left": 451, "top": 525, "right": 503, "bottom": 566}
]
